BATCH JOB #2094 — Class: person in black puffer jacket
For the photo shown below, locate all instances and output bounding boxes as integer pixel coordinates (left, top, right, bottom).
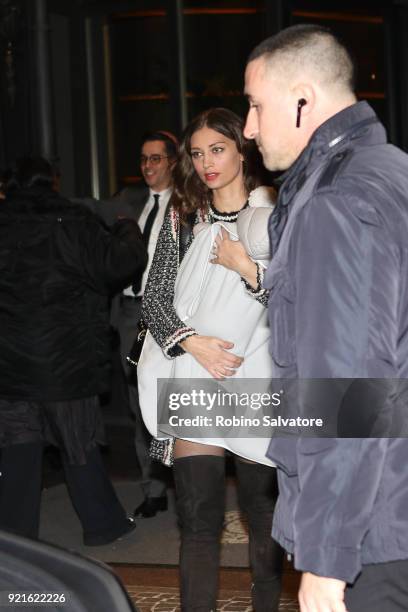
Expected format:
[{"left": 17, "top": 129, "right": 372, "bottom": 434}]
[{"left": 0, "top": 156, "right": 147, "bottom": 545}]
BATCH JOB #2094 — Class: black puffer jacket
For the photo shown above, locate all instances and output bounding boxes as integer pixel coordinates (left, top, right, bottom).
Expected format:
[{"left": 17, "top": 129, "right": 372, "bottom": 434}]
[{"left": 0, "top": 186, "right": 147, "bottom": 400}]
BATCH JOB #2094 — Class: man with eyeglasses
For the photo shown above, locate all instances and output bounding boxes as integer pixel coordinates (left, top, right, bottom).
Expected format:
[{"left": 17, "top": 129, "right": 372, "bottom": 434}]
[
  {"left": 113, "top": 131, "right": 178, "bottom": 519},
  {"left": 69, "top": 131, "right": 177, "bottom": 519}
]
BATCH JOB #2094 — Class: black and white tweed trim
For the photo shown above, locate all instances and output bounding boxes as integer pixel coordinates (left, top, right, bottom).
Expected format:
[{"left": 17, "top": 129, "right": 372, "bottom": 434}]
[
  {"left": 241, "top": 262, "right": 267, "bottom": 297},
  {"left": 149, "top": 437, "right": 175, "bottom": 466},
  {"left": 163, "top": 327, "right": 197, "bottom": 357}
]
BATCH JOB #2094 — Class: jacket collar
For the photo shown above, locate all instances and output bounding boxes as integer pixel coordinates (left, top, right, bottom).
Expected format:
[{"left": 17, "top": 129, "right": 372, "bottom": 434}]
[
  {"left": 278, "top": 101, "right": 385, "bottom": 204},
  {"left": 268, "top": 102, "right": 386, "bottom": 256}
]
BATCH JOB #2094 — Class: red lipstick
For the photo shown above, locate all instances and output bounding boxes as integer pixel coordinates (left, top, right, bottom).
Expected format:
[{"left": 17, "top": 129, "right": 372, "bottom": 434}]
[{"left": 205, "top": 173, "right": 219, "bottom": 181}]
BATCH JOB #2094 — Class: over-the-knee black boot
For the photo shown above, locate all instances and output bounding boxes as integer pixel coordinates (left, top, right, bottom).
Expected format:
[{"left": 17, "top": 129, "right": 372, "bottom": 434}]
[
  {"left": 173, "top": 455, "right": 225, "bottom": 612},
  {"left": 236, "top": 460, "right": 284, "bottom": 612}
]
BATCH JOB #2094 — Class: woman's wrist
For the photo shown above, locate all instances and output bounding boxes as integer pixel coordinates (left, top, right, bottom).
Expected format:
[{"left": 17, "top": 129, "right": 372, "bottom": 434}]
[
  {"left": 180, "top": 334, "right": 198, "bottom": 353},
  {"left": 164, "top": 327, "right": 197, "bottom": 358},
  {"left": 239, "top": 258, "right": 259, "bottom": 289},
  {"left": 241, "top": 261, "right": 265, "bottom": 294}
]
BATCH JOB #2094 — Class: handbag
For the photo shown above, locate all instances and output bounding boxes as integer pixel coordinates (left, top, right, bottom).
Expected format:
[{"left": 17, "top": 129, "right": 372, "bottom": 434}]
[{"left": 126, "top": 319, "right": 147, "bottom": 367}]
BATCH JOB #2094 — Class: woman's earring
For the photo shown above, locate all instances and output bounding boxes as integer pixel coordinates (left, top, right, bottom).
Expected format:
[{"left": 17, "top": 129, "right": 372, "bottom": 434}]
[{"left": 296, "top": 98, "right": 307, "bottom": 128}]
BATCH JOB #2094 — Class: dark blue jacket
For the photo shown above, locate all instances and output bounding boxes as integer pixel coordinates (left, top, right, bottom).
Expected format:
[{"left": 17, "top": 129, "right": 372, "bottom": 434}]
[{"left": 265, "top": 101, "right": 408, "bottom": 583}]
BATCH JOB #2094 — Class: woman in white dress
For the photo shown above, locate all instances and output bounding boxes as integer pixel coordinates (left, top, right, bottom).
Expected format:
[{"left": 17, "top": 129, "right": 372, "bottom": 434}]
[{"left": 141, "top": 108, "right": 283, "bottom": 611}]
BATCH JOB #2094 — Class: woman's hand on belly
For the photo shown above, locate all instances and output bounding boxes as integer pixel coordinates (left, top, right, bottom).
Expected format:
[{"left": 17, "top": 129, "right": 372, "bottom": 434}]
[
  {"left": 211, "top": 228, "right": 258, "bottom": 288},
  {"left": 180, "top": 335, "right": 243, "bottom": 379}
]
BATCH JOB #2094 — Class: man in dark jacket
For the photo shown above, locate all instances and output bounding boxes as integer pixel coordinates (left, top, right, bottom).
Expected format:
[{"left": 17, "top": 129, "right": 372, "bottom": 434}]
[
  {"left": 244, "top": 25, "right": 408, "bottom": 612},
  {"left": 0, "top": 157, "right": 147, "bottom": 545}
]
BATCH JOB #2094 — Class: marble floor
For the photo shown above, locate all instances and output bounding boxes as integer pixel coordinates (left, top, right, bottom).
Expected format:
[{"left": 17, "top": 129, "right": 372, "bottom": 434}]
[
  {"left": 114, "top": 565, "right": 300, "bottom": 612},
  {"left": 43, "top": 423, "right": 301, "bottom": 611},
  {"left": 126, "top": 586, "right": 299, "bottom": 612}
]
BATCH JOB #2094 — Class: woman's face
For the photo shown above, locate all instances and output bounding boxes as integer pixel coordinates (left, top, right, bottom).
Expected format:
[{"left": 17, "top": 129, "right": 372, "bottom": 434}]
[{"left": 190, "top": 126, "right": 244, "bottom": 191}]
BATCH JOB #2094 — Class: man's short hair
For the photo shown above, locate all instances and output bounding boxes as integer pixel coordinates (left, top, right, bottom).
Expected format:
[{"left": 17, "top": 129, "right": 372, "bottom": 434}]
[
  {"left": 248, "top": 24, "right": 356, "bottom": 93},
  {"left": 141, "top": 131, "right": 179, "bottom": 159},
  {"left": 4, "top": 156, "right": 54, "bottom": 194}
]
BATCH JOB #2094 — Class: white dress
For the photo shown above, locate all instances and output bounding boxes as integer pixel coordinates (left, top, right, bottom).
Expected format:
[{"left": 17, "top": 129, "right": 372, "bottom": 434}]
[{"left": 138, "top": 188, "right": 276, "bottom": 466}]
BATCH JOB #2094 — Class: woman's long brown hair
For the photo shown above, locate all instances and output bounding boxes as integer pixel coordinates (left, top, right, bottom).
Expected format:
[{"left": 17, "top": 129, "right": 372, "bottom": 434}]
[{"left": 171, "top": 107, "right": 262, "bottom": 220}]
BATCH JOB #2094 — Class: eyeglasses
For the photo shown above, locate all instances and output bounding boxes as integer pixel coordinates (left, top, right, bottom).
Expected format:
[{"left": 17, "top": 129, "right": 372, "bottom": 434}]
[{"left": 140, "top": 154, "right": 169, "bottom": 166}]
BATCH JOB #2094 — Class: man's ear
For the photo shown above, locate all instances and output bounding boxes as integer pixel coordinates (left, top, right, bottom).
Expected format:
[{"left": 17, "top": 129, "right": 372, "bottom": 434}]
[{"left": 291, "top": 83, "right": 315, "bottom": 117}]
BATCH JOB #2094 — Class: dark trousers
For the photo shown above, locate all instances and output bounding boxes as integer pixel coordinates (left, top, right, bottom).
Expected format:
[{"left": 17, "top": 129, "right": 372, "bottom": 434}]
[
  {"left": 62, "top": 446, "right": 128, "bottom": 539},
  {"left": 0, "top": 442, "right": 43, "bottom": 538},
  {"left": 0, "top": 442, "right": 127, "bottom": 541},
  {"left": 345, "top": 559, "right": 408, "bottom": 612},
  {"left": 116, "top": 297, "right": 166, "bottom": 498}
]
